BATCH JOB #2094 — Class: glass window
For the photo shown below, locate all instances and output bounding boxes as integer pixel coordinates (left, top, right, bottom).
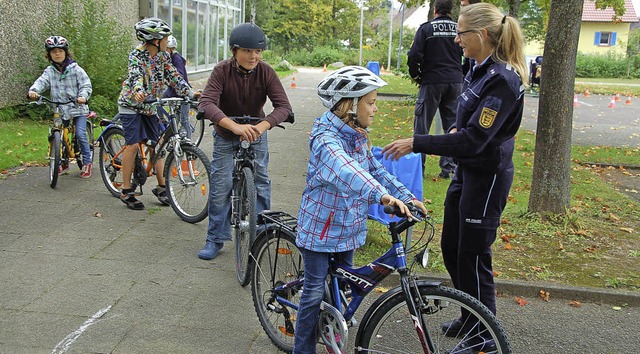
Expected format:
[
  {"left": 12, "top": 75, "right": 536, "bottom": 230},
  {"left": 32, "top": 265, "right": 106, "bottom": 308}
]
[
  {"left": 599, "top": 32, "right": 611, "bottom": 45},
  {"left": 198, "top": 2, "right": 208, "bottom": 67}
]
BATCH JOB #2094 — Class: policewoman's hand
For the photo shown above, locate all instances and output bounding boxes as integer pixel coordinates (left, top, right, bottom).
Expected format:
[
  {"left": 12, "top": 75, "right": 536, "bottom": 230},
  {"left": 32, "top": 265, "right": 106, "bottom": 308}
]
[{"left": 382, "top": 137, "right": 414, "bottom": 161}]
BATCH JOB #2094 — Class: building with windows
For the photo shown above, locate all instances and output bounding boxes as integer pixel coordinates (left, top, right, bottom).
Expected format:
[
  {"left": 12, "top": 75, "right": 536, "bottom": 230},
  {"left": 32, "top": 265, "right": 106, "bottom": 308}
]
[
  {"left": 145, "top": 0, "right": 244, "bottom": 74},
  {"left": 578, "top": 0, "right": 638, "bottom": 55},
  {"left": 0, "top": 0, "right": 244, "bottom": 107}
]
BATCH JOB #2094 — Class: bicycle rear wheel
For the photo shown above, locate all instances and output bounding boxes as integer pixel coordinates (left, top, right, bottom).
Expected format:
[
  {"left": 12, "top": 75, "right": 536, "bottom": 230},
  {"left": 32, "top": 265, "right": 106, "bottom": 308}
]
[
  {"left": 355, "top": 283, "right": 512, "bottom": 354},
  {"left": 186, "top": 105, "right": 205, "bottom": 146},
  {"left": 99, "top": 127, "right": 126, "bottom": 197},
  {"left": 251, "top": 228, "right": 304, "bottom": 353},
  {"left": 164, "top": 144, "right": 210, "bottom": 223},
  {"left": 48, "top": 130, "right": 61, "bottom": 188},
  {"left": 235, "top": 166, "right": 257, "bottom": 286}
]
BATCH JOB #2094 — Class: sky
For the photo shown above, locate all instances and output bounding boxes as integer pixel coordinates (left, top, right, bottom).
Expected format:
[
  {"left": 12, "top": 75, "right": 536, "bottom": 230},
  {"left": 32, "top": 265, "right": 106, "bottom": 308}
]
[{"left": 633, "top": 0, "right": 640, "bottom": 15}]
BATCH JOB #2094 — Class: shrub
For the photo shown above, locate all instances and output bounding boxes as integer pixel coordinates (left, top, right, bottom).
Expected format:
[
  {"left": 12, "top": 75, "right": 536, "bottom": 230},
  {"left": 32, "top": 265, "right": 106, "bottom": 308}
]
[{"left": 576, "top": 52, "right": 637, "bottom": 78}]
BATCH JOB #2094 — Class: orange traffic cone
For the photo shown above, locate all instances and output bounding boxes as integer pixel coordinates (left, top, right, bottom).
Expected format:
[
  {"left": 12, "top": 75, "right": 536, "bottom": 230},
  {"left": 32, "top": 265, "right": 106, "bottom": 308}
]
[
  {"left": 323, "top": 64, "right": 327, "bottom": 72},
  {"left": 290, "top": 74, "right": 297, "bottom": 89},
  {"left": 573, "top": 94, "right": 579, "bottom": 108},
  {"left": 615, "top": 92, "right": 621, "bottom": 102},
  {"left": 625, "top": 95, "right": 632, "bottom": 105},
  {"left": 583, "top": 87, "right": 590, "bottom": 97},
  {"left": 608, "top": 95, "right": 616, "bottom": 109}
]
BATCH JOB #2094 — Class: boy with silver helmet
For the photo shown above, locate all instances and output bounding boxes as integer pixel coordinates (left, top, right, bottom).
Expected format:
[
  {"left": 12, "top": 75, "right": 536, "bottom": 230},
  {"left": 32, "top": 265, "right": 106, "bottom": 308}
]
[{"left": 293, "top": 66, "right": 427, "bottom": 353}]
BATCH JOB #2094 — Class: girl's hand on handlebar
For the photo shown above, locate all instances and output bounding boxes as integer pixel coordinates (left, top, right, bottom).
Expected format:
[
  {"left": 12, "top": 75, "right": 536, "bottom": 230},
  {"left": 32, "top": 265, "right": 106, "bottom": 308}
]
[
  {"left": 134, "top": 91, "right": 147, "bottom": 103},
  {"left": 28, "top": 91, "right": 39, "bottom": 100},
  {"left": 410, "top": 199, "right": 428, "bottom": 216},
  {"left": 77, "top": 97, "right": 87, "bottom": 104},
  {"left": 380, "top": 194, "right": 416, "bottom": 221}
]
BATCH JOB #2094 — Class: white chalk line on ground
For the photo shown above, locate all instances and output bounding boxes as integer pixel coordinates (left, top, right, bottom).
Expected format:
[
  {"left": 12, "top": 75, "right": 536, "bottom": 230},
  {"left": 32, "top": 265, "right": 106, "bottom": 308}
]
[{"left": 52, "top": 305, "right": 112, "bottom": 354}]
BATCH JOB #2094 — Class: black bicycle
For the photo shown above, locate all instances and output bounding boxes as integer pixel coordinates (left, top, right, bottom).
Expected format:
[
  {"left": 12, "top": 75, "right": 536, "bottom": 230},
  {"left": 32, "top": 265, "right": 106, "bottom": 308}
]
[
  {"left": 98, "top": 97, "right": 210, "bottom": 223},
  {"left": 228, "top": 114, "right": 294, "bottom": 286},
  {"left": 251, "top": 206, "right": 512, "bottom": 353}
]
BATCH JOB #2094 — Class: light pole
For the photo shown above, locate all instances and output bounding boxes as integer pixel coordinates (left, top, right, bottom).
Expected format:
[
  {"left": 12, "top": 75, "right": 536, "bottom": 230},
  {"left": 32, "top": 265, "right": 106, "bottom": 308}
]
[{"left": 359, "top": 1, "right": 365, "bottom": 66}]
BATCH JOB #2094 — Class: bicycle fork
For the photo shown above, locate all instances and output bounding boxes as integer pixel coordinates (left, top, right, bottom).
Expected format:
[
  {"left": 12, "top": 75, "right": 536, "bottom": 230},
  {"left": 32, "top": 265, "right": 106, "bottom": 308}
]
[{"left": 399, "top": 273, "right": 434, "bottom": 353}]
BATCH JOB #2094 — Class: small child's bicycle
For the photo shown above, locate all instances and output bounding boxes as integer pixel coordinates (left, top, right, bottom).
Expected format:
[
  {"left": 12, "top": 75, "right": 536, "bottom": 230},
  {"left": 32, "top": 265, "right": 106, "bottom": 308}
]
[
  {"left": 29, "top": 95, "right": 95, "bottom": 188},
  {"left": 97, "top": 97, "right": 210, "bottom": 223},
  {"left": 251, "top": 206, "right": 512, "bottom": 353}
]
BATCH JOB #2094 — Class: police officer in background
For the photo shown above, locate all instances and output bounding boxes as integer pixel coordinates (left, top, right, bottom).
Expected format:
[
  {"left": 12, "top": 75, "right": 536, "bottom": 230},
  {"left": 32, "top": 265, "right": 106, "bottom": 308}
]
[
  {"left": 384, "top": 2, "right": 527, "bottom": 351},
  {"left": 407, "top": 0, "right": 462, "bottom": 179}
]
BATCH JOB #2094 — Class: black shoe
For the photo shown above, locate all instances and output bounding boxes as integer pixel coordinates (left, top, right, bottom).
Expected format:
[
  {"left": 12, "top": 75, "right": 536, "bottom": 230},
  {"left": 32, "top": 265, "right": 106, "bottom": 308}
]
[
  {"left": 438, "top": 171, "right": 451, "bottom": 179},
  {"left": 441, "top": 318, "right": 464, "bottom": 337},
  {"left": 447, "top": 338, "right": 497, "bottom": 354},
  {"left": 152, "top": 185, "right": 170, "bottom": 206},
  {"left": 120, "top": 192, "right": 145, "bottom": 210}
]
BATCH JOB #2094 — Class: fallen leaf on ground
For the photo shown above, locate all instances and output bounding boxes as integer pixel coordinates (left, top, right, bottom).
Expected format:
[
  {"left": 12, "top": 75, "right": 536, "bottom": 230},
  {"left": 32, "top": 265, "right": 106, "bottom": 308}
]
[
  {"left": 93, "top": 212, "right": 103, "bottom": 218},
  {"left": 538, "top": 289, "right": 550, "bottom": 302},
  {"left": 515, "top": 297, "right": 528, "bottom": 306},
  {"left": 619, "top": 227, "right": 634, "bottom": 233},
  {"left": 504, "top": 243, "right": 514, "bottom": 250},
  {"left": 569, "top": 301, "right": 582, "bottom": 308},
  {"left": 375, "top": 287, "right": 389, "bottom": 293},
  {"left": 612, "top": 306, "right": 622, "bottom": 311}
]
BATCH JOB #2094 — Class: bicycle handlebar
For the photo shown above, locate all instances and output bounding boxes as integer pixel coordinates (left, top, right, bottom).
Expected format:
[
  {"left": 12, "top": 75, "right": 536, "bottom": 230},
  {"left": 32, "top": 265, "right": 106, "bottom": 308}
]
[
  {"left": 29, "top": 95, "right": 76, "bottom": 106},
  {"left": 142, "top": 96, "right": 197, "bottom": 106},
  {"left": 227, "top": 112, "right": 295, "bottom": 127}
]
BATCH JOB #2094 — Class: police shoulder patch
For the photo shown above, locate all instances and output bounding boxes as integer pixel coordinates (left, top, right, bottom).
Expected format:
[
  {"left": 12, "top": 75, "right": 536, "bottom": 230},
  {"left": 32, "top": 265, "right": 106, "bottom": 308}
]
[{"left": 479, "top": 107, "right": 497, "bottom": 128}]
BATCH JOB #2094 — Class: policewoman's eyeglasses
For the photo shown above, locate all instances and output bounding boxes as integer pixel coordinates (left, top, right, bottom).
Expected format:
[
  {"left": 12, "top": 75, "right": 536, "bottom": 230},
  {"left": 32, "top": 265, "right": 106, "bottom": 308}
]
[{"left": 456, "top": 29, "right": 475, "bottom": 36}]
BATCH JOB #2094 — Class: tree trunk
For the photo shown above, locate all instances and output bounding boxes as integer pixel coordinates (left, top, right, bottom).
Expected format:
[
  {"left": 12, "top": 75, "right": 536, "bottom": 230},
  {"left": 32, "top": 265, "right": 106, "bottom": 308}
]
[{"left": 528, "top": 0, "right": 584, "bottom": 214}]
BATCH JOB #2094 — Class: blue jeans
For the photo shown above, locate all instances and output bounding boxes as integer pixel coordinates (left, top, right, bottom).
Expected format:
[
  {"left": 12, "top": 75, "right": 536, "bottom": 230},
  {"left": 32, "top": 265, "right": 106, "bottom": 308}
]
[
  {"left": 293, "top": 249, "right": 353, "bottom": 354},
  {"left": 72, "top": 115, "right": 91, "bottom": 165},
  {"left": 205, "top": 131, "right": 271, "bottom": 243}
]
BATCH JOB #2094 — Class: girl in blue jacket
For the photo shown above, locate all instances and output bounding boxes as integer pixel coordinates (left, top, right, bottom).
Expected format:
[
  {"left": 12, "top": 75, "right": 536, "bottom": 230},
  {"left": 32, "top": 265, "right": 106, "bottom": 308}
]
[{"left": 293, "top": 66, "right": 427, "bottom": 353}]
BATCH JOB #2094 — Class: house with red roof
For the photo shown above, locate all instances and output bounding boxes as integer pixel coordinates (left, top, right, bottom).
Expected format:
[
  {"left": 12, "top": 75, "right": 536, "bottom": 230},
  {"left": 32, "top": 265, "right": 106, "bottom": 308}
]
[{"left": 578, "top": 0, "right": 639, "bottom": 55}]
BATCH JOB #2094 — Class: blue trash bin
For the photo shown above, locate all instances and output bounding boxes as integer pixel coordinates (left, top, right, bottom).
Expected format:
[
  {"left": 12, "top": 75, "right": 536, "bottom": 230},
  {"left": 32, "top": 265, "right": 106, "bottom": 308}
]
[{"left": 366, "top": 61, "right": 380, "bottom": 76}]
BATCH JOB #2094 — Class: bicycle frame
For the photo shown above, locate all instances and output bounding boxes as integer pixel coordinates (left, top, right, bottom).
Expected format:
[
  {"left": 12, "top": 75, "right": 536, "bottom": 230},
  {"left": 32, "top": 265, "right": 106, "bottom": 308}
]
[{"left": 97, "top": 97, "right": 196, "bottom": 189}]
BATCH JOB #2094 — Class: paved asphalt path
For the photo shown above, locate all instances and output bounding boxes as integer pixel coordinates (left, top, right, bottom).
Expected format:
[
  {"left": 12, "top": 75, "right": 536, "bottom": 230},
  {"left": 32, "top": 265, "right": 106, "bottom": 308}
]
[{"left": 1, "top": 67, "right": 638, "bottom": 353}]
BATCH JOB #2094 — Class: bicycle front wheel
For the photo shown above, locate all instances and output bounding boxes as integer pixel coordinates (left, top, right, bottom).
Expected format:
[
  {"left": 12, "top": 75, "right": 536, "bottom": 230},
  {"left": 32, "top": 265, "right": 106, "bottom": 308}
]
[
  {"left": 99, "top": 127, "right": 126, "bottom": 197},
  {"left": 48, "top": 130, "right": 61, "bottom": 188},
  {"left": 251, "top": 228, "right": 304, "bottom": 353},
  {"left": 356, "top": 283, "right": 512, "bottom": 354},
  {"left": 164, "top": 144, "right": 211, "bottom": 223},
  {"left": 235, "top": 166, "right": 257, "bottom": 286}
]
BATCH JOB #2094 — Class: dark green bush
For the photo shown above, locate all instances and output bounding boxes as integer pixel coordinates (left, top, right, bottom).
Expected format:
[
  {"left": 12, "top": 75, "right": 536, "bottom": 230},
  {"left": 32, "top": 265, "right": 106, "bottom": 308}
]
[{"left": 576, "top": 52, "right": 638, "bottom": 78}]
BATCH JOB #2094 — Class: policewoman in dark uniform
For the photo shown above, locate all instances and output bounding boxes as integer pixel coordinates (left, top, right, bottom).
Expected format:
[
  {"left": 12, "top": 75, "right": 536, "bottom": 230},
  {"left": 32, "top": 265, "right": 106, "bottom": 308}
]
[{"left": 384, "top": 3, "right": 526, "bottom": 350}]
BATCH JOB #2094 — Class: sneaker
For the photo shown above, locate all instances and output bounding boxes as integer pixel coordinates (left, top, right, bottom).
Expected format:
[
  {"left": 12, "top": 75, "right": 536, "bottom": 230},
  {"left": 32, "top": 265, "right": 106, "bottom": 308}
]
[
  {"left": 446, "top": 338, "right": 496, "bottom": 354},
  {"left": 80, "top": 163, "right": 92, "bottom": 178},
  {"left": 151, "top": 185, "right": 170, "bottom": 206},
  {"left": 58, "top": 164, "right": 69, "bottom": 174},
  {"left": 438, "top": 171, "right": 451, "bottom": 179}
]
